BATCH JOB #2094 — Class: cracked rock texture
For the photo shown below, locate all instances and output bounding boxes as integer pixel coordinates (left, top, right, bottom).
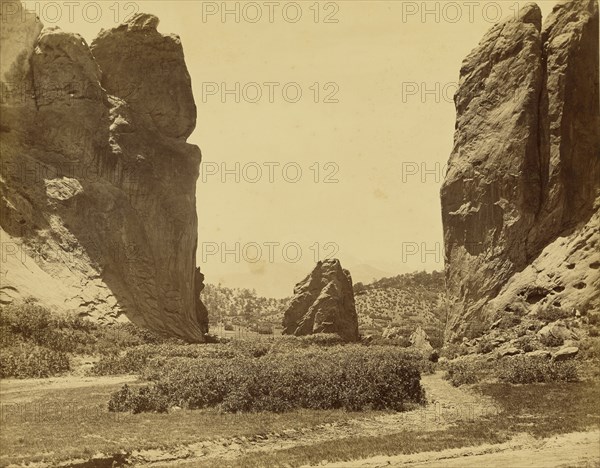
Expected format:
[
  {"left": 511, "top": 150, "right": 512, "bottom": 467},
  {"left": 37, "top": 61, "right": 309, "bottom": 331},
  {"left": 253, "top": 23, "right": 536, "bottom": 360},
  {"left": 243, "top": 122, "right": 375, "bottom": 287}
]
[
  {"left": 441, "top": 0, "right": 599, "bottom": 340},
  {"left": 282, "top": 259, "right": 359, "bottom": 342},
  {"left": 0, "top": 2, "right": 208, "bottom": 341}
]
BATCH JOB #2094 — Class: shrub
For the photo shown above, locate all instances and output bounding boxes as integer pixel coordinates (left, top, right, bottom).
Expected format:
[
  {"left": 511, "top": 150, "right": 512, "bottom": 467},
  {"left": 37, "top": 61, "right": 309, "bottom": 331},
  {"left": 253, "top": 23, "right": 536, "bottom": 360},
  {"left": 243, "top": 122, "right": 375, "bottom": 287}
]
[
  {"left": 537, "top": 306, "right": 571, "bottom": 323},
  {"left": 497, "top": 314, "right": 522, "bottom": 329},
  {"left": 91, "top": 348, "right": 153, "bottom": 376},
  {"left": 269, "top": 334, "right": 346, "bottom": 353},
  {"left": 0, "top": 345, "right": 70, "bottom": 378},
  {"left": 440, "top": 342, "right": 470, "bottom": 360},
  {"left": 539, "top": 333, "right": 564, "bottom": 348},
  {"left": 587, "top": 313, "right": 600, "bottom": 326},
  {"left": 94, "top": 323, "right": 177, "bottom": 354},
  {"left": 362, "top": 336, "right": 411, "bottom": 347},
  {"left": 497, "top": 356, "right": 578, "bottom": 384},
  {"left": 230, "top": 339, "right": 271, "bottom": 358},
  {"left": 513, "top": 334, "right": 541, "bottom": 353},
  {"left": 579, "top": 338, "right": 600, "bottom": 360},
  {"left": 477, "top": 337, "right": 496, "bottom": 354},
  {"left": 1, "top": 304, "right": 178, "bottom": 359},
  {"left": 0, "top": 303, "right": 102, "bottom": 353},
  {"left": 443, "top": 360, "right": 480, "bottom": 386},
  {"left": 109, "top": 346, "right": 425, "bottom": 413},
  {"left": 90, "top": 342, "right": 266, "bottom": 376},
  {"left": 108, "top": 384, "right": 169, "bottom": 413}
]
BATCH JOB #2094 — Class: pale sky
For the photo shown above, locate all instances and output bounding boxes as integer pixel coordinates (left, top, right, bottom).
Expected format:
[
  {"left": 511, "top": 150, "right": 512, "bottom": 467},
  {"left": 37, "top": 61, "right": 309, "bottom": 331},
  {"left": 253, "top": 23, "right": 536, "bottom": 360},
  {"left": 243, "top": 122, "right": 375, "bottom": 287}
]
[{"left": 45, "top": 0, "right": 556, "bottom": 296}]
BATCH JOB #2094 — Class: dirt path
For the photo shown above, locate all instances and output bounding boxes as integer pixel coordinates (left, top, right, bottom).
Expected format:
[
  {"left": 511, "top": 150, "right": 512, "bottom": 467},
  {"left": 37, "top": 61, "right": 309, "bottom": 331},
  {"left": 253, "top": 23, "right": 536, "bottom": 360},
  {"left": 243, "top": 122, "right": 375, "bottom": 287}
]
[
  {"left": 319, "top": 430, "right": 600, "bottom": 467},
  {"left": 0, "top": 375, "right": 137, "bottom": 403}
]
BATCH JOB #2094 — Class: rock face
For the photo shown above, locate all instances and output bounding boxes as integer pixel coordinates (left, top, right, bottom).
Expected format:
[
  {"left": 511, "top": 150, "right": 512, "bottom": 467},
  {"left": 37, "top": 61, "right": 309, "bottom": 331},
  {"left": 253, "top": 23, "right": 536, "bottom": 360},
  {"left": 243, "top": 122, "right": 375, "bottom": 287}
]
[
  {"left": 441, "top": 0, "right": 599, "bottom": 340},
  {"left": 282, "top": 259, "right": 359, "bottom": 341},
  {"left": 409, "top": 326, "right": 434, "bottom": 353},
  {"left": 1, "top": 4, "right": 208, "bottom": 341}
]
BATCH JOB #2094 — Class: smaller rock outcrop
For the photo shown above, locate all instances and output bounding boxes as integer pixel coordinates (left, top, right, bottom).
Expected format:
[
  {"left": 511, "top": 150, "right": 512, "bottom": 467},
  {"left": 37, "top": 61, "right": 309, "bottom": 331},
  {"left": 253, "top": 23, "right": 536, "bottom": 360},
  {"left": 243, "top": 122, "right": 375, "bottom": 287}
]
[
  {"left": 409, "top": 326, "right": 434, "bottom": 353},
  {"left": 537, "top": 320, "right": 577, "bottom": 344},
  {"left": 282, "top": 259, "right": 359, "bottom": 341}
]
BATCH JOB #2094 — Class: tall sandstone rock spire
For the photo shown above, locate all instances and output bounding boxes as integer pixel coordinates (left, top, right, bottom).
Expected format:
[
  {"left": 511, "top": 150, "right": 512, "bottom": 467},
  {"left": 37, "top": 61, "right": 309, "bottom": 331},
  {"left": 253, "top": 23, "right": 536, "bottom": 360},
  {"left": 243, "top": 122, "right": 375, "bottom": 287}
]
[
  {"left": 0, "top": 3, "right": 208, "bottom": 341},
  {"left": 441, "top": 0, "right": 599, "bottom": 341}
]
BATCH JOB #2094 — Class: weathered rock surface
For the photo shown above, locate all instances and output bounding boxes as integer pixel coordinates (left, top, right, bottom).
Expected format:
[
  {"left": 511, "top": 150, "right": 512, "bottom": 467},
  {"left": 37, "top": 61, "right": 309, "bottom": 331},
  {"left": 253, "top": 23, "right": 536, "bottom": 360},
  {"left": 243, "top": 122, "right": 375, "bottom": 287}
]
[
  {"left": 409, "top": 326, "right": 434, "bottom": 353},
  {"left": 282, "top": 259, "right": 359, "bottom": 341},
  {"left": 537, "top": 320, "right": 577, "bottom": 344},
  {"left": 498, "top": 347, "right": 522, "bottom": 358},
  {"left": 1, "top": 5, "right": 208, "bottom": 341},
  {"left": 441, "top": 0, "right": 599, "bottom": 340},
  {"left": 552, "top": 346, "right": 579, "bottom": 361},
  {"left": 526, "top": 349, "right": 551, "bottom": 359}
]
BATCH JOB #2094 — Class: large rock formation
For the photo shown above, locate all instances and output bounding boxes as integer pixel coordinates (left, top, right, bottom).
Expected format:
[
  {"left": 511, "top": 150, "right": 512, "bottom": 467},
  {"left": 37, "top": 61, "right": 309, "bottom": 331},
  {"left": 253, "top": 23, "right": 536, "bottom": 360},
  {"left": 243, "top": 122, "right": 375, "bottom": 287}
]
[
  {"left": 282, "top": 259, "right": 359, "bottom": 341},
  {"left": 441, "top": 0, "right": 599, "bottom": 340},
  {"left": 0, "top": 2, "right": 208, "bottom": 341}
]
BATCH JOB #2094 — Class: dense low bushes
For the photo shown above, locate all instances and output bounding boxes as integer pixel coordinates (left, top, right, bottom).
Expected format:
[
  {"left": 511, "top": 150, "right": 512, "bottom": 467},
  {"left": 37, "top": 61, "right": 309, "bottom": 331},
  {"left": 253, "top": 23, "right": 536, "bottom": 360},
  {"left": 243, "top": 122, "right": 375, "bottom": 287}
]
[
  {"left": 93, "top": 335, "right": 437, "bottom": 377},
  {"left": 536, "top": 305, "right": 572, "bottom": 323},
  {"left": 497, "top": 356, "right": 578, "bottom": 384},
  {"left": 91, "top": 343, "right": 243, "bottom": 375},
  {"left": 0, "top": 345, "right": 70, "bottom": 378},
  {"left": 0, "top": 302, "right": 174, "bottom": 378},
  {"left": 443, "top": 355, "right": 579, "bottom": 386},
  {"left": 108, "top": 346, "right": 426, "bottom": 413},
  {"left": 443, "top": 360, "right": 481, "bottom": 386}
]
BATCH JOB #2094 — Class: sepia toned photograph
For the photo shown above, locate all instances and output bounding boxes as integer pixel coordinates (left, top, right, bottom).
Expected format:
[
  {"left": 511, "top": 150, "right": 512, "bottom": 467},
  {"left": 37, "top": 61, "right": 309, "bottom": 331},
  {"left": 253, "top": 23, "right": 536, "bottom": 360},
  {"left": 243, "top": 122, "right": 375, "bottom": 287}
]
[{"left": 0, "top": 0, "right": 598, "bottom": 466}]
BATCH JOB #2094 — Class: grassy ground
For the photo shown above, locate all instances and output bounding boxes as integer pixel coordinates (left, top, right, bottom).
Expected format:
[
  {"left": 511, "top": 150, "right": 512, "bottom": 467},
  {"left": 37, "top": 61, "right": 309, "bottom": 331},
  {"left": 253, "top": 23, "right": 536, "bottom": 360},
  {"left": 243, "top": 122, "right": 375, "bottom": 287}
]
[
  {"left": 1, "top": 375, "right": 598, "bottom": 467},
  {"left": 189, "top": 424, "right": 507, "bottom": 468},
  {"left": 0, "top": 379, "right": 384, "bottom": 466},
  {"left": 178, "top": 380, "right": 600, "bottom": 468}
]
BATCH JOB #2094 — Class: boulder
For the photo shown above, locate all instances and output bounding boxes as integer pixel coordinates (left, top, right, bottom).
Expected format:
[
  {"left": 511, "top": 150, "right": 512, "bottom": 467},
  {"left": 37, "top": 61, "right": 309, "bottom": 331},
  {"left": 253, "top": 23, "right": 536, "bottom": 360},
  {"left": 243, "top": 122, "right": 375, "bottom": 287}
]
[
  {"left": 409, "top": 326, "right": 434, "bottom": 353},
  {"left": 552, "top": 346, "right": 579, "bottom": 361},
  {"left": 282, "top": 259, "right": 359, "bottom": 341},
  {"left": 526, "top": 350, "right": 552, "bottom": 359},
  {"left": 498, "top": 347, "right": 523, "bottom": 358},
  {"left": 537, "top": 320, "right": 576, "bottom": 343}
]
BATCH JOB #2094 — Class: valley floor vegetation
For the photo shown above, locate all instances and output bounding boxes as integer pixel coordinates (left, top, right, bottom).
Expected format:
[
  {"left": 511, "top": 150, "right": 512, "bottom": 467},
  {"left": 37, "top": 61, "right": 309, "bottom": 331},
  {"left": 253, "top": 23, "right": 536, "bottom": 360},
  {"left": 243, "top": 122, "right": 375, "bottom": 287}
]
[
  {"left": 2, "top": 302, "right": 600, "bottom": 467},
  {"left": 0, "top": 301, "right": 179, "bottom": 379},
  {"left": 1, "top": 302, "right": 429, "bottom": 414}
]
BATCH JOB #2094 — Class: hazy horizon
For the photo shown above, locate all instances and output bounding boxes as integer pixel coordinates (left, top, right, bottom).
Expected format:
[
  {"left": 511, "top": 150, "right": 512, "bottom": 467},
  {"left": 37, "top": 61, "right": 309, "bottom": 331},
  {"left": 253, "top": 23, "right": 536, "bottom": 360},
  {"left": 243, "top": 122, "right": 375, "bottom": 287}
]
[{"left": 47, "top": 0, "right": 556, "bottom": 296}]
